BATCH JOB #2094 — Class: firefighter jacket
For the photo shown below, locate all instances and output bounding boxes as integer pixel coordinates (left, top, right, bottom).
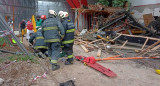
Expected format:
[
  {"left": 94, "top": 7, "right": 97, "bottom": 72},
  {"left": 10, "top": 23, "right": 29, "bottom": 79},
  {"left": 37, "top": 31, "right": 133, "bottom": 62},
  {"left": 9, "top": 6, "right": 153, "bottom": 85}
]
[
  {"left": 62, "top": 18, "right": 75, "bottom": 44},
  {"left": 29, "top": 29, "right": 47, "bottom": 50},
  {"left": 42, "top": 17, "right": 65, "bottom": 43}
]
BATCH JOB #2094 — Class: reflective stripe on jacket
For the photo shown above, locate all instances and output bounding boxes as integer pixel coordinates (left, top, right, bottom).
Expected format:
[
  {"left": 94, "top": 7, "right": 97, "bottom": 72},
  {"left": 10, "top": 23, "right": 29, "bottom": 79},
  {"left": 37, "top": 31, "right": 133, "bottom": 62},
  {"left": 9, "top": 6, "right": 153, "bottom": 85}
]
[
  {"left": 42, "top": 17, "right": 65, "bottom": 43},
  {"left": 62, "top": 18, "right": 75, "bottom": 44},
  {"left": 29, "top": 29, "right": 47, "bottom": 50}
]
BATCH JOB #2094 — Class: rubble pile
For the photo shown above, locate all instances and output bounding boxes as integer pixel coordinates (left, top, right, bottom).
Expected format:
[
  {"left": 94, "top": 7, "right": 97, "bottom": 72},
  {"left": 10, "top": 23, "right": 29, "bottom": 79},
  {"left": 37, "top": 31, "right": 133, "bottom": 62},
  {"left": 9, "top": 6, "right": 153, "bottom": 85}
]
[{"left": 74, "top": 9, "right": 160, "bottom": 69}]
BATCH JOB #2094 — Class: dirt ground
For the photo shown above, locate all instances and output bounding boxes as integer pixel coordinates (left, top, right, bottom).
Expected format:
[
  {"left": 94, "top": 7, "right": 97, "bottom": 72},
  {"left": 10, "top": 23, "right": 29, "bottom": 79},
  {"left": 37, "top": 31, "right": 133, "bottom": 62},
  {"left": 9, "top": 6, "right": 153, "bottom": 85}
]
[{"left": 0, "top": 43, "right": 160, "bottom": 86}]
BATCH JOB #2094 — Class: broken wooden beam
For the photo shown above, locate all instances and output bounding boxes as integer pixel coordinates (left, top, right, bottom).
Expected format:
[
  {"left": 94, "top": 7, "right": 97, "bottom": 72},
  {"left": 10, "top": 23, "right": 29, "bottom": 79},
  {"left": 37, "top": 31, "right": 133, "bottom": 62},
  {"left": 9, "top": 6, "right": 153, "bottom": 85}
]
[
  {"left": 88, "top": 39, "right": 103, "bottom": 44},
  {"left": 141, "top": 37, "right": 149, "bottom": 50},
  {"left": 80, "top": 45, "right": 89, "bottom": 53},
  {"left": 111, "top": 34, "right": 122, "bottom": 41},
  {"left": 151, "top": 45, "right": 160, "bottom": 51},
  {"left": 76, "top": 39, "right": 99, "bottom": 48},
  {"left": 138, "top": 41, "right": 160, "bottom": 56},
  {"left": 120, "top": 40, "right": 128, "bottom": 50},
  {"left": 117, "top": 33, "right": 160, "bottom": 41}
]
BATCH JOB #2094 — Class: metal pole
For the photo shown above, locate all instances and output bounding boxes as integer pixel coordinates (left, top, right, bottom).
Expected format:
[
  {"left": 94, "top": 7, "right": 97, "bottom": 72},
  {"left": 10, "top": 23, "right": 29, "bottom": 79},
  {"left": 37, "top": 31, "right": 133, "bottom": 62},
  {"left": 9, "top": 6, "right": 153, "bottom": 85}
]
[
  {"left": 0, "top": 18, "right": 12, "bottom": 46},
  {"left": 0, "top": 13, "right": 30, "bottom": 55}
]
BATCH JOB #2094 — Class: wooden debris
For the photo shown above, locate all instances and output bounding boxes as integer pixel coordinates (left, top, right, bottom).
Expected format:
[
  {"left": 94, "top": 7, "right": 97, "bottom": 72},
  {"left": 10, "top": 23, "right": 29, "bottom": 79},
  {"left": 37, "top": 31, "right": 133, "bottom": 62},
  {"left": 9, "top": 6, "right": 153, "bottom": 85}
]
[
  {"left": 149, "top": 53, "right": 160, "bottom": 57},
  {"left": 89, "top": 39, "right": 103, "bottom": 44},
  {"left": 120, "top": 40, "right": 128, "bottom": 50},
  {"left": 151, "top": 45, "right": 160, "bottom": 51},
  {"left": 117, "top": 33, "right": 160, "bottom": 41},
  {"left": 97, "top": 48, "right": 102, "bottom": 57},
  {"left": 138, "top": 41, "right": 160, "bottom": 56},
  {"left": 101, "top": 41, "right": 107, "bottom": 50},
  {"left": 111, "top": 34, "right": 122, "bottom": 41},
  {"left": 0, "top": 78, "right": 4, "bottom": 85},
  {"left": 141, "top": 37, "right": 149, "bottom": 50},
  {"left": 76, "top": 38, "right": 99, "bottom": 48},
  {"left": 80, "top": 45, "right": 89, "bottom": 53}
]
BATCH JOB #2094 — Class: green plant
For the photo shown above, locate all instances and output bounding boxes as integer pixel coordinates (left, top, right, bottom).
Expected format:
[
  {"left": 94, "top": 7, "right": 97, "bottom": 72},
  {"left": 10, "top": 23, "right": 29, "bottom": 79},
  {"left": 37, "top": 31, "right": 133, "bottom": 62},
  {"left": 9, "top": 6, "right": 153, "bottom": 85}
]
[
  {"left": 97, "top": 0, "right": 109, "bottom": 6},
  {"left": 0, "top": 58, "right": 5, "bottom": 62},
  {"left": 7, "top": 55, "right": 39, "bottom": 63},
  {"left": 0, "top": 38, "right": 5, "bottom": 48},
  {"left": 112, "top": 0, "right": 127, "bottom": 7},
  {"left": 97, "top": 0, "right": 130, "bottom": 7}
]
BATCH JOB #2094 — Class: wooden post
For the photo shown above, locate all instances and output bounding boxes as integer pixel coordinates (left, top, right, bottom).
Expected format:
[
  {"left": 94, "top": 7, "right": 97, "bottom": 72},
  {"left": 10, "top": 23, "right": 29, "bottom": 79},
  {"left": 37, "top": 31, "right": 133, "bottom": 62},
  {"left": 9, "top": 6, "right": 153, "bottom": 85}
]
[
  {"left": 97, "top": 48, "right": 102, "bottom": 57},
  {"left": 74, "top": 9, "right": 78, "bottom": 30}
]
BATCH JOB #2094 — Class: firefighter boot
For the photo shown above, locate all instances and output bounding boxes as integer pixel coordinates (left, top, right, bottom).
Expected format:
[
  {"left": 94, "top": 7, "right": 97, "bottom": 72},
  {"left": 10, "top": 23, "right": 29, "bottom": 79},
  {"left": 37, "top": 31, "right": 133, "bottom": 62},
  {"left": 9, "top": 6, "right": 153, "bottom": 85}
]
[
  {"left": 52, "top": 64, "right": 60, "bottom": 71},
  {"left": 65, "top": 58, "right": 73, "bottom": 65}
]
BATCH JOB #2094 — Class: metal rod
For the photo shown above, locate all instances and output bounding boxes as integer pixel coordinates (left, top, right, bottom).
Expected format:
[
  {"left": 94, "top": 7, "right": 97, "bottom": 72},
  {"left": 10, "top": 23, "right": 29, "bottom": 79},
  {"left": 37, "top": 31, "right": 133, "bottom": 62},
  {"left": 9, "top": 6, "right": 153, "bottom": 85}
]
[{"left": 0, "top": 13, "right": 30, "bottom": 55}]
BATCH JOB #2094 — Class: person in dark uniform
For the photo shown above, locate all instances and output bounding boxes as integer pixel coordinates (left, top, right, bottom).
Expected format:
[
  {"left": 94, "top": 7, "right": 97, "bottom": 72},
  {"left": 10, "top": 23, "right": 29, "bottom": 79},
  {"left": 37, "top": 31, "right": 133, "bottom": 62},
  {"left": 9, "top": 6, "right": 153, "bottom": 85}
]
[
  {"left": 42, "top": 10, "right": 65, "bottom": 71},
  {"left": 59, "top": 12, "right": 75, "bottom": 65},
  {"left": 29, "top": 28, "right": 48, "bottom": 58}
]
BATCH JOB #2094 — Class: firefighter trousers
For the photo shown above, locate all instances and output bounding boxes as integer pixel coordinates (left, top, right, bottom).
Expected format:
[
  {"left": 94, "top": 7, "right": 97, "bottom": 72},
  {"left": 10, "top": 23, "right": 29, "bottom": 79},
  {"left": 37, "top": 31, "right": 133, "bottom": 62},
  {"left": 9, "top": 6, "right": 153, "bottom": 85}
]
[
  {"left": 47, "top": 42, "right": 61, "bottom": 64},
  {"left": 62, "top": 43, "right": 73, "bottom": 59}
]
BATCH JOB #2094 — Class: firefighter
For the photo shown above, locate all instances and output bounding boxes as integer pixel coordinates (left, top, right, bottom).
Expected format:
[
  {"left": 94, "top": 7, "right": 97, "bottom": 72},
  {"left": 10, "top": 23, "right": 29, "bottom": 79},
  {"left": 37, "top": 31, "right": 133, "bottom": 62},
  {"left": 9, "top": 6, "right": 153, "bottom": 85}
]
[
  {"left": 42, "top": 10, "right": 65, "bottom": 71},
  {"left": 29, "top": 28, "right": 48, "bottom": 58},
  {"left": 60, "top": 12, "right": 75, "bottom": 65}
]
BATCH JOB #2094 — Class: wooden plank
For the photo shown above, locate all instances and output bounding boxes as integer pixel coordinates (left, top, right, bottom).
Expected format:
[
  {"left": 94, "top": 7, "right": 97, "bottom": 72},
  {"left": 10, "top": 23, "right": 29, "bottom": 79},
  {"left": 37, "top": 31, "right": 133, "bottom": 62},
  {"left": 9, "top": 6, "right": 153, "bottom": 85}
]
[
  {"left": 141, "top": 37, "right": 149, "bottom": 50},
  {"left": 138, "top": 41, "right": 160, "bottom": 56},
  {"left": 120, "top": 40, "right": 128, "bottom": 50},
  {"left": 80, "top": 45, "right": 89, "bottom": 53},
  {"left": 89, "top": 39, "right": 103, "bottom": 44},
  {"left": 143, "top": 13, "right": 154, "bottom": 27},
  {"left": 101, "top": 41, "right": 107, "bottom": 50},
  {"left": 111, "top": 34, "right": 122, "bottom": 41},
  {"left": 117, "top": 33, "right": 160, "bottom": 41},
  {"left": 97, "top": 48, "right": 102, "bottom": 57},
  {"left": 151, "top": 45, "right": 160, "bottom": 51},
  {"left": 76, "top": 39, "right": 99, "bottom": 48}
]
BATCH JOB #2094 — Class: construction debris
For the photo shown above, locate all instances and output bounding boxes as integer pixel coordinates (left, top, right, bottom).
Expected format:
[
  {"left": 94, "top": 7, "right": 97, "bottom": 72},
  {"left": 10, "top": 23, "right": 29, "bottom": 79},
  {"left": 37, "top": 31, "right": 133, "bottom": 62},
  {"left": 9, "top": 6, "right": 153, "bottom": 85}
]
[
  {"left": 74, "top": 8, "right": 160, "bottom": 61},
  {"left": 0, "top": 78, "right": 4, "bottom": 85},
  {"left": 97, "top": 48, "right": 102, "bottom": 57},
  {"left": 0, "top": 1, "right": 160, "bottom": 86},
  {"left": 80, "top": 45, "right": 89, "bottom": 53}
]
